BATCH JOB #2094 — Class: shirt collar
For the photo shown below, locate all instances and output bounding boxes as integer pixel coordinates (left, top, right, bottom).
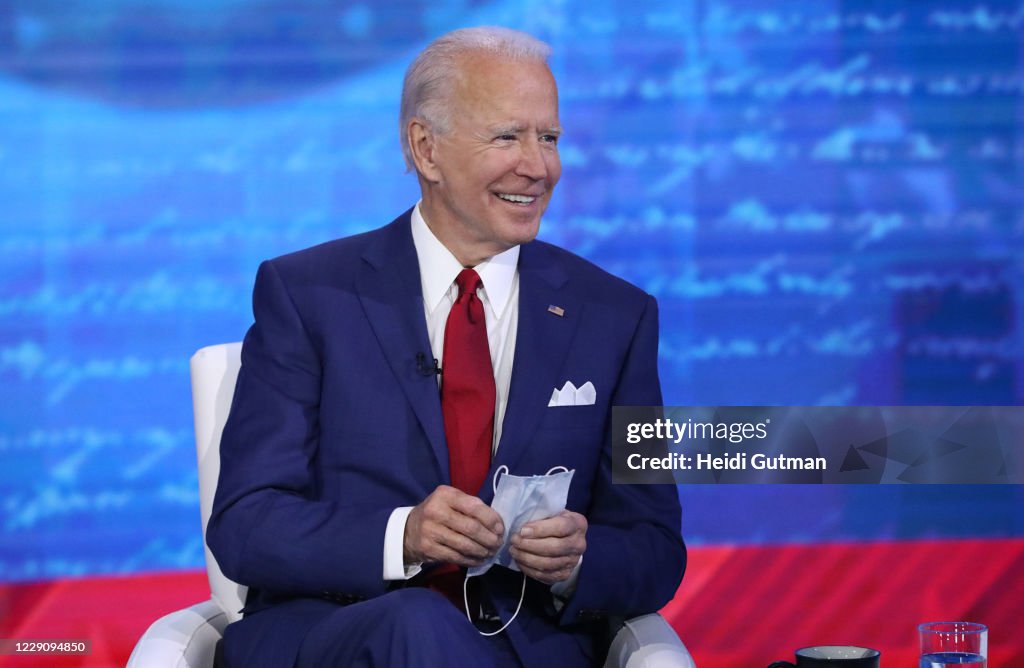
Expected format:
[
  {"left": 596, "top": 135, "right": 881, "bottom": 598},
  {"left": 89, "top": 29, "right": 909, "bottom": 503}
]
[{"left": 411, "top": 202, "right": 519, "bottom": 317}]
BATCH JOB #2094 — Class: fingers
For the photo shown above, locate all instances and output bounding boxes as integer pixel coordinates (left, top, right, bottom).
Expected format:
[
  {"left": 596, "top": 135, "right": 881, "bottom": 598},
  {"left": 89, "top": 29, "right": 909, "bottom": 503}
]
[
  {"left": 404, "top": 486, "right": 505, "bottom": 566},
  {"left": 510, "top": 511, "right": 587, "bottom": 585},
  {"left": 516, "top": 510, "right": 586, "bottom": 541},
  {"left": 448, "top": 489, "right": 504, "bottom": 536},
  {"left": 404, "top": 491, "right": 588, "bottom": 585},
  {"left": 510, "top": 545, "right": 582, "bottom": 585}
]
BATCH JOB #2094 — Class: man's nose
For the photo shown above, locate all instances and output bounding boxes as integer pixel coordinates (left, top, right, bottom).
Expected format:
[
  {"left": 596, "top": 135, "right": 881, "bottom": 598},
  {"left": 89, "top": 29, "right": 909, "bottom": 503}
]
[{"left": 515, "top": 139, "right": 549, "bottom": 180}]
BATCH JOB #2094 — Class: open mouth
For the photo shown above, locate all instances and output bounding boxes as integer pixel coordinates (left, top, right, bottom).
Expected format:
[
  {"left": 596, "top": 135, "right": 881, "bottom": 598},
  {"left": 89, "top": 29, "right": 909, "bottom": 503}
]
[{"left": 495, "top": 193, "right": 538, "bottom": 205}]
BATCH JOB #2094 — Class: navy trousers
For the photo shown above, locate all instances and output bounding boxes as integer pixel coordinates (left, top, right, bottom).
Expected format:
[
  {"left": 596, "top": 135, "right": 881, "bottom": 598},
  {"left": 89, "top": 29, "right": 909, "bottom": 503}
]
[{"left": 222, "top": 589, "right": 528, "bottom": 667}]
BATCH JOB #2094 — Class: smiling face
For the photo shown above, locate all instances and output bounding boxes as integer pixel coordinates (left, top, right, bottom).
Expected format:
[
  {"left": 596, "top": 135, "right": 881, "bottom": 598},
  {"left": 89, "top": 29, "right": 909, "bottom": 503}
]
[{"left": 410, "top": 52, "right": 562, "bottom": 266}]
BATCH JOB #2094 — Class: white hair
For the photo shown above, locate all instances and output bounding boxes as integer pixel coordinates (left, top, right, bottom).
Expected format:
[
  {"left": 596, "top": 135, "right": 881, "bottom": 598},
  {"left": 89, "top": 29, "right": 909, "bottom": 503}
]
[{"left": 399, "top": 26, "right": 552, "bottom": 171}]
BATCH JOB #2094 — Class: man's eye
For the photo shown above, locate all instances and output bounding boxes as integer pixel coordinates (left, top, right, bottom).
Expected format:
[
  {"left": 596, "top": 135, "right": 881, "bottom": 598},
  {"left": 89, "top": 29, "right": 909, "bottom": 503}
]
[
  {"left": 541, "top": 134, "right": 560, "bottom": 144},
  {"left": 497, "top": 134, "right": 517, "bottom": 141}
]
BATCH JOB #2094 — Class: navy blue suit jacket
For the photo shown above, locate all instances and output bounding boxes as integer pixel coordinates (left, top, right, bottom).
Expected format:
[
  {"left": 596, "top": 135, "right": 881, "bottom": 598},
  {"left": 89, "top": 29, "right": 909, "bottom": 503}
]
[{"left": 207, "top": 209, "right": 685, "bottom": 666}]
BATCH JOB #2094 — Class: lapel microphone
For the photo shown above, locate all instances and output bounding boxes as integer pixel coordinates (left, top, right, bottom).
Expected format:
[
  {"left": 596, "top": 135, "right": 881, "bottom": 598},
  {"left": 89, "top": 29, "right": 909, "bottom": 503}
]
[{"left": 416, "top": 352, "right": 442, "bottom": 377}]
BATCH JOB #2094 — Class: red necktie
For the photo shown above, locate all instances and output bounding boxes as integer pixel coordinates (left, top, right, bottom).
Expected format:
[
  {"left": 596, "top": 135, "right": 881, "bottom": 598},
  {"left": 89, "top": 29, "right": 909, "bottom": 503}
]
[
  {"left": 424, "top": 269, "right": 494, "bottom": 613},
  {"left": 441, "top": 268, "right": 495, "bottom": 495}
]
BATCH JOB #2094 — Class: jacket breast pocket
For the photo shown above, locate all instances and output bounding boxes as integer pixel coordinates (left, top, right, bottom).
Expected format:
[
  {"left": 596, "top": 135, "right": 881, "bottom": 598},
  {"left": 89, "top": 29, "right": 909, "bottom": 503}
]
[{"left": 537, "top": 404, "right": 606, "bottom": 433}]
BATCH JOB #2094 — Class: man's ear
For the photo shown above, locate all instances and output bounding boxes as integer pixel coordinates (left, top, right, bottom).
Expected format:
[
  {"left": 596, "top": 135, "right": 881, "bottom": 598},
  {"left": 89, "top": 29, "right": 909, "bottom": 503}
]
[{"left": 408, "top": 119, "right": 441, "bottom": 183}]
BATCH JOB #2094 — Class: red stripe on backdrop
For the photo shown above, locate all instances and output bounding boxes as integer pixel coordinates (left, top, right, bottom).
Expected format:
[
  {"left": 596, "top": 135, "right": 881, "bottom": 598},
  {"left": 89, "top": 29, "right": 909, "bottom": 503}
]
[
  {"left": 662, "top": 538, "right": 1024, "bottom": 667},
  {"left": 0, "top": 571, "right": 208, "bottom": 668},
  {"left": 0, "top": 539, "right": 1021, "bottom": 667}
]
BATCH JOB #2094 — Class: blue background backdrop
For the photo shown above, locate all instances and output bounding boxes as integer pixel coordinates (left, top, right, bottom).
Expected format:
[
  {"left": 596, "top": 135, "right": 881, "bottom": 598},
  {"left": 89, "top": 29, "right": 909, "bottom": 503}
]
[{"left": 1, "top": 0, "right": 1022, "bottom": 582}]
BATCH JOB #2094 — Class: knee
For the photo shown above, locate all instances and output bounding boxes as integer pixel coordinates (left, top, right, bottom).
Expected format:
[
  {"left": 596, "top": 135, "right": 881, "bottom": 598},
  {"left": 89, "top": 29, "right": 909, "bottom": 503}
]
[
  {"left": 370, "top": 588, "right": 490, "bottom": 664},
  {"left": 297, "top": 590, "right": 480, "bottom": 667}
]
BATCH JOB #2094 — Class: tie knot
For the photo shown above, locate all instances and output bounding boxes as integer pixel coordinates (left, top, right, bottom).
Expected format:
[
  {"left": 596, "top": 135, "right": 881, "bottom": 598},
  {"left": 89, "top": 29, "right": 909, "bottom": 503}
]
[{"left": 454, "top": 268, "right": 482, "bottom": 298}]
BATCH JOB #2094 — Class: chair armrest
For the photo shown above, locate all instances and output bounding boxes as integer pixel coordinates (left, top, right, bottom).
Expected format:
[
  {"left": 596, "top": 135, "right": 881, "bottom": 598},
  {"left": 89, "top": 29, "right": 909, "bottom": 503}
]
[
  {"left": 603, "top": 613, "right": 696, "bottom": 668},
  {"left": 127, "top": 599, "right": 227, "bottom": 668}
]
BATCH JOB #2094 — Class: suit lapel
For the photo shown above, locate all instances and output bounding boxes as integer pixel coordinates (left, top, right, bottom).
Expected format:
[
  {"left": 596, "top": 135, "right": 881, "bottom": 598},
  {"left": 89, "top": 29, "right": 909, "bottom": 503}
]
[
  {"left": 487, "top": 242, "right": 583, "bottom": 500},
  {"left": 355, "top": 221, "right": 583, "bottom": 496},
  {"left": 356, "top": 212, "right": 450, "bottom": 482}
]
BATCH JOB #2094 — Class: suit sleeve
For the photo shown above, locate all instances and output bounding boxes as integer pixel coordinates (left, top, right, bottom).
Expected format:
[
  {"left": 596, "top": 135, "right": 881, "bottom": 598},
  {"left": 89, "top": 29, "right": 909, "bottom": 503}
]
[
  {"left": 206, "top": 260, "right": 392, "bottom": 599},
  {"left": 559, "top": 293, "right": 686, "bottom": 622}
]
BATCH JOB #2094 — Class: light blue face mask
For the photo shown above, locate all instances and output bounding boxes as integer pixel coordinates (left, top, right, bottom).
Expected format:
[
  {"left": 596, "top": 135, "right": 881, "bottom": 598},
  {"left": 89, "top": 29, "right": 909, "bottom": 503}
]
[
  {"left": 467, "top": 465, "right": 575, "bottom": 578},
  {"left": 463, "top": 465, "right": 575, "bottom": 636}
]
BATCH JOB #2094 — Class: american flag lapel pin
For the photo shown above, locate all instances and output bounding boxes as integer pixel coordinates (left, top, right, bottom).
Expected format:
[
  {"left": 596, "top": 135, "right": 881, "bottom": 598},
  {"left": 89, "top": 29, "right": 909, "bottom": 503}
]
[{"left": 547, "top": 305, "right": 565, "bottom": 317}]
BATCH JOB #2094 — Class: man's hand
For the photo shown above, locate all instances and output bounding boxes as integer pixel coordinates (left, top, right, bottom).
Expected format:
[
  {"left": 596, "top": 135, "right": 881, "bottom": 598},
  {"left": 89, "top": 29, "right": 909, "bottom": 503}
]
[
  {"left": 509, "top": 510, "right": 587, "bottom": 585},
  {"left": 404, "top": 485, "right": 504, "bottom": 567}
]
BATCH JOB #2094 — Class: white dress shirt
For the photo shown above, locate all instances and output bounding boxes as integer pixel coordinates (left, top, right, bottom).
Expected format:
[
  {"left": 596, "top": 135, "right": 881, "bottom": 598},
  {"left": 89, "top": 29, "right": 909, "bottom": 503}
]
[
  {"left": 382, "top": 203, "right": 518, "bottom": 580},
  {"left": 382, "top": 203, "right": 579, "bottom": 598}
]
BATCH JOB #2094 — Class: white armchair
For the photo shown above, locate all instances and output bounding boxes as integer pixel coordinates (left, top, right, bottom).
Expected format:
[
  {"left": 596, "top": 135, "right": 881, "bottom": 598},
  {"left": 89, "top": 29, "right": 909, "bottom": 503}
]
[
  {"left": 128, "top": 343, "right": 695, "bottom": 668},
  {"left": 129, "top": 343, "right": 245, "bottom": 668}
]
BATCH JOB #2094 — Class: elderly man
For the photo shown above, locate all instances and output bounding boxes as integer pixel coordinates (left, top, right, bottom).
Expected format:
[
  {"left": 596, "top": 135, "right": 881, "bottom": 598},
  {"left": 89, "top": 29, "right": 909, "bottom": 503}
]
[{"left": 208, "top": 26, "right": 684, "bottom": 667}]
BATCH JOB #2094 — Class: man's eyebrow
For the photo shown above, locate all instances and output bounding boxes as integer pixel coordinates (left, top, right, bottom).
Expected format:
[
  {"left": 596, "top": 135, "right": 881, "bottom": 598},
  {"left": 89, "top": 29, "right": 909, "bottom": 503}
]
[
  {"left": 486, "top": 123, "right": 563, "bottom": 135},
  {"left": 488, "top": 123, "right": 527, "bottom": 135}
]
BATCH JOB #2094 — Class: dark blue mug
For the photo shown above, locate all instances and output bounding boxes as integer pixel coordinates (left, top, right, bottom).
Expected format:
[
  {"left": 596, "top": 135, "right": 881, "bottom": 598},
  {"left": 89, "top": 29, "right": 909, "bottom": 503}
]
[{"left": 769, "top": 645, "right": 881, "bottom": 667}]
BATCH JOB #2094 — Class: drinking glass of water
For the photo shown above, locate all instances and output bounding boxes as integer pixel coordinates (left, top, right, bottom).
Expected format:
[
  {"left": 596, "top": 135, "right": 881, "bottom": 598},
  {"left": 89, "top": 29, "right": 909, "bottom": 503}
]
[{"left": 919, "top": 622, "right": 987, "bottom": 667}]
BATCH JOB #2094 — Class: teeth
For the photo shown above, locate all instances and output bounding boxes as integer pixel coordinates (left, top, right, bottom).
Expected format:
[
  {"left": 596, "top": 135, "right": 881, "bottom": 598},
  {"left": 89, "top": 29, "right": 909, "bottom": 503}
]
[{"left": 497, "top": 193, "right": 536, "bottom": 204}]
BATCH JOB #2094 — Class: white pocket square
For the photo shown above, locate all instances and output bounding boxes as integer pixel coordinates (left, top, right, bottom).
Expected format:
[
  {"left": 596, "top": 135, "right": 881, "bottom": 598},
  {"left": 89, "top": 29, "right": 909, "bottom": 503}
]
[{"left": 547, "top": 381, "right": 597, "bottom": 407}]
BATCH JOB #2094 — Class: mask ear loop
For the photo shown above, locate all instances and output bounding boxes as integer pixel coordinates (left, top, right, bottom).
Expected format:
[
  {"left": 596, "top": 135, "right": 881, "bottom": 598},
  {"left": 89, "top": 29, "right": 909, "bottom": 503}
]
[
  {"left": 463, "top": 464, "right": 569, "bottom": 636},
  {"left": 464, "top": 570, "right": 526, "bottom": 637},
  {"left": 492, "top": 465, "right": 509, "bottom": 494}
]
